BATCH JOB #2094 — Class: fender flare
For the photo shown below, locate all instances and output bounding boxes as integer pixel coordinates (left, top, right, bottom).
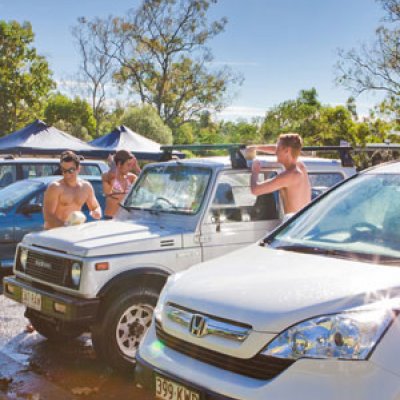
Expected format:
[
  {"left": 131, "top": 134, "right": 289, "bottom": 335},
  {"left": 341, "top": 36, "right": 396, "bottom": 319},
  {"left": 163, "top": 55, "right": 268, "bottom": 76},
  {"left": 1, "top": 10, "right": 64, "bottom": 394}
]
[{"left": 97, "top": 266, "right": 171, "bottom": 299}]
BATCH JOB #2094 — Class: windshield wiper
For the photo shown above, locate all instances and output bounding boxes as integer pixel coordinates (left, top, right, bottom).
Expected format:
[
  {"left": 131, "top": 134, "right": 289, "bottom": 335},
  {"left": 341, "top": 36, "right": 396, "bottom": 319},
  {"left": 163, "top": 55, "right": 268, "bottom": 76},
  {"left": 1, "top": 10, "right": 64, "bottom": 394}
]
[
  {"left": 272, "top": 244, "right": 348, "bottom": 257},
  {"left": 119, "top": 203, "right": 132, "bottom": 213}
]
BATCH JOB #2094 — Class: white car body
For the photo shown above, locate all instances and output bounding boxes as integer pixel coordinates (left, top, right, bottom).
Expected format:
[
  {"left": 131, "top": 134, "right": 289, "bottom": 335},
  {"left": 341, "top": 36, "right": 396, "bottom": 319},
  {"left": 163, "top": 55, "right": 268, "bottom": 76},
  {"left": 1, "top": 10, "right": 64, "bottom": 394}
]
[{"left": 137, "top": 162, "right": 400, "bottom": 399}]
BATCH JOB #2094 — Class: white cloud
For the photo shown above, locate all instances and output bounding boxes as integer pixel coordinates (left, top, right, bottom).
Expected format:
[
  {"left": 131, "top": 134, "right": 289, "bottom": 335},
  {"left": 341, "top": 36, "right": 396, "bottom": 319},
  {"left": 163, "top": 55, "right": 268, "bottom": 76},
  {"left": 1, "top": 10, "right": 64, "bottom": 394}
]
[
  {"left": 207, "top": 61, "right": 259, "bottom": 67},
  {"left": 216, "top": 105, "right": 266, "bottom": 120}
]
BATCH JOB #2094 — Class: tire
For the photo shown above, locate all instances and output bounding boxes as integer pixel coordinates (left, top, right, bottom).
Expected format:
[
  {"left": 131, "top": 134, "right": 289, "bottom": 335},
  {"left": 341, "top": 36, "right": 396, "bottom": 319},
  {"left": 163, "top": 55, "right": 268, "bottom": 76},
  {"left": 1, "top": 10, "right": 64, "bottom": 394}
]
[
  {"left": 28, "top": 313, "right": 84, "bottom": 342},
  {"left": 91, "top": 287, "right": 158, "bottom": 373}
]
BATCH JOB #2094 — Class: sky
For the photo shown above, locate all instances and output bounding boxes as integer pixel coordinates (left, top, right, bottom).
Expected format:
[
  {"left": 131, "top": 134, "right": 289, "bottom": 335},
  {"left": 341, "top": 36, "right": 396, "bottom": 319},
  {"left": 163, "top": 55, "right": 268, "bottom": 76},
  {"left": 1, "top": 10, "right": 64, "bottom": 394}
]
[{"left": 0, "top": 0, "right": 386, "bottom": 120}]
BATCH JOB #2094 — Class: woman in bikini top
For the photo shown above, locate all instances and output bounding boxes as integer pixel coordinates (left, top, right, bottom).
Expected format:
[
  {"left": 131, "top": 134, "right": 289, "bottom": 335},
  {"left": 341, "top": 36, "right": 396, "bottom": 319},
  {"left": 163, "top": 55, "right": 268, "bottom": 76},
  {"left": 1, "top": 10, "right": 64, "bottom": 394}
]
[{"left": 102, "top": 149, "right": 141, "bottom": 219}]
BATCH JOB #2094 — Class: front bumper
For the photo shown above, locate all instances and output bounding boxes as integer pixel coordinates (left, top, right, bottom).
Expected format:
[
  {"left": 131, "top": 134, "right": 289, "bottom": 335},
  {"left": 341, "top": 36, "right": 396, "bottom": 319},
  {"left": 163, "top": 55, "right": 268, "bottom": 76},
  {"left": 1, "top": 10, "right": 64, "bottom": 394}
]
[
  {"left": 3, "top": 276, "right": 99, "bottom": 322},
  {"left": 137, "top": 322, "right": 400, "bottom": 400},
  {"left": 135, "top": 352, "right": 237, "bottom": 400}
]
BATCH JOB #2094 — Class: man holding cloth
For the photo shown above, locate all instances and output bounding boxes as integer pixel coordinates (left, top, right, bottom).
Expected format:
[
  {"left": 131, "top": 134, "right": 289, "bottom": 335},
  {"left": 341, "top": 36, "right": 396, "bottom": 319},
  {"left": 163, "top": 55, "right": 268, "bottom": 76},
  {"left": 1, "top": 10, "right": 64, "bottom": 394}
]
[{"left": 43, "top": 150, "right": 102, "bottom": 229}]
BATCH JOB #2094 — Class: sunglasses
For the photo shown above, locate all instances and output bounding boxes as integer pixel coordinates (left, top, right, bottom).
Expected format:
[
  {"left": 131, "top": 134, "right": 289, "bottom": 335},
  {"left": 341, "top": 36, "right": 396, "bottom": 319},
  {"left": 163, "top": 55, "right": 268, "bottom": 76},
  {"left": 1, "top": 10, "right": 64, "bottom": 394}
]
[{"left": 61, "top": 167, "right": 77, "bottom": 174}]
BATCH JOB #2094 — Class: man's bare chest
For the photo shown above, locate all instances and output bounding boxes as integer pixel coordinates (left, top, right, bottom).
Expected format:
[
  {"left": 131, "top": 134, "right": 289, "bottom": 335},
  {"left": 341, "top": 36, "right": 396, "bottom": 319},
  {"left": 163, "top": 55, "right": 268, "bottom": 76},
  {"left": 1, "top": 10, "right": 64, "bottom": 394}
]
[{"left": 59, "top": 188, "right": 87, "bottom": 206}]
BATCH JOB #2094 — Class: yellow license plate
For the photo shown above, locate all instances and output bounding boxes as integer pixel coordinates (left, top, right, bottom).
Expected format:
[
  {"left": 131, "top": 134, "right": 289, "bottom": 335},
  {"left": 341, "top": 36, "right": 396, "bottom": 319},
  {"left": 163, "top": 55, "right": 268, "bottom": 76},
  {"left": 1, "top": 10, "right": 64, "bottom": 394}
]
[
  {"left": 155, "top": 374, "right": 200, "bottom": 400},
  {"left": 22, "top": 289, "right": 42, "bottom": 311}
]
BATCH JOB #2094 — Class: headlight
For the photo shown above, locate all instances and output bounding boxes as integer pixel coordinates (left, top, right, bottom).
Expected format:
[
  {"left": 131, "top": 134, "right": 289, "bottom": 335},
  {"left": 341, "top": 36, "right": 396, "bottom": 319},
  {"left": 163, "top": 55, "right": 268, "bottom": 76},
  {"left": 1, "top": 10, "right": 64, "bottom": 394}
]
[
  {"left": 20, "top": 248, "right": 28, "bottom": 270},
  {"left": 70, "top": 262, "right": 82, "bottom": 288},
  {"left": 262, "top": 308, "right": 394, "bottom": 360}
]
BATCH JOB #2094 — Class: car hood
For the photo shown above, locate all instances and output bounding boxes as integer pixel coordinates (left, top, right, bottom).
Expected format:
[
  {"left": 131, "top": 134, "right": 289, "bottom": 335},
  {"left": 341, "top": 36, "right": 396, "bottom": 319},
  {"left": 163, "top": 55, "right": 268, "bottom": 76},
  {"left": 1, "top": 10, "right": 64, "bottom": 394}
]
[
  {"left": 166, "top": 244, "right": 400, "bottom": 332},
  {"left": 22, "top": 220, "right": 183, "bottom": 257}
]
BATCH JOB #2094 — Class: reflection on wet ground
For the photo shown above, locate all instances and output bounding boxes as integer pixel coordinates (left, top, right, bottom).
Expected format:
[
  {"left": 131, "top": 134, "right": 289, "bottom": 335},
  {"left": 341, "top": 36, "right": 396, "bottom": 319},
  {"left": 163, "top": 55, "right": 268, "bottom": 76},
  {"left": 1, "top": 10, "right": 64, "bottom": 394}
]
[{"left": 0, "top": 273, "right": 153, "bottom": 400}]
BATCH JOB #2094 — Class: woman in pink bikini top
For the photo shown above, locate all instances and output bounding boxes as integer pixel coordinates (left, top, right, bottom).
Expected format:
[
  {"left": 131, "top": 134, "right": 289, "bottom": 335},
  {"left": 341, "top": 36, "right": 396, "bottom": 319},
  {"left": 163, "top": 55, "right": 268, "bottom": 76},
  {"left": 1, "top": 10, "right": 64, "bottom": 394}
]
[{"left": 102, "top": 149, "right": 141, "bottom": 219}]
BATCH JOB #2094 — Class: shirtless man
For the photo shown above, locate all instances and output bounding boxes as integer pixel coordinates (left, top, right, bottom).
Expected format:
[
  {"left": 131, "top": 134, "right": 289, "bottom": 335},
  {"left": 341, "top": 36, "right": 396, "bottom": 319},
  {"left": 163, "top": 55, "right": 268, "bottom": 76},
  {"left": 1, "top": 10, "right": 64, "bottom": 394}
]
[
  {"left": 102, "top": 149, "right": 141, "bottom": 219},
  {"left": 43, "top": 151, "right": 102, "bottom": 229},
  {"left": 247, "top": 133, "right": 311, "bottom": 216}
]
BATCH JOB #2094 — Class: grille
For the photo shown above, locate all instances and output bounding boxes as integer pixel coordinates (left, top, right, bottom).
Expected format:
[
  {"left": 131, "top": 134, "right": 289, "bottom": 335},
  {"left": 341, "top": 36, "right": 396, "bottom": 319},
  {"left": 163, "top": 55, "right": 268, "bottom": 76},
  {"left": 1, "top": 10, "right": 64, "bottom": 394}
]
[
  {"left": 155, "top": 321, "right": 294, "bottom": 380},
  {"left": 19, "top": 250, "right": 71, "bottom": 287}
]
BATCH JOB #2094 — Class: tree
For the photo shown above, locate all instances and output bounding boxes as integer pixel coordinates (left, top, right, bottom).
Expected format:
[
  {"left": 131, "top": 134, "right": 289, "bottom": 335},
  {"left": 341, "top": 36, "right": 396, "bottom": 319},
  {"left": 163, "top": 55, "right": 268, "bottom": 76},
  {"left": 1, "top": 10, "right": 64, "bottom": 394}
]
[
  {"left": 44, "top": 93, "right": 96, "bottom": 140},
  {"left": 260, "top": 88, "right": 321, "bottom": 142},
  {"left": 336, "top": 0, "right": 400, "bottom": 98},
  {"left": 90, "top": 0, "right": 241, "bottom": 131},
  {"left": 71, "top": 16, "right": 117, "bottom": 136},
  {"left": 120, "top": 104, "right": 173, "bottom": 144},
  {"left": 0, "top": 20, "right": 55, "bottom": 134}
]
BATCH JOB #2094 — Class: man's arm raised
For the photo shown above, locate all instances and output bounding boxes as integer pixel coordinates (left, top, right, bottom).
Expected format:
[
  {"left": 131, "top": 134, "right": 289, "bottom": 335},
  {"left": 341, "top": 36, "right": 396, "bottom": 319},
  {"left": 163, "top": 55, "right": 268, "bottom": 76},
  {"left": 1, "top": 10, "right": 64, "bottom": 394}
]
[
  {"left": 247, "top": 144, "right": 277, "bottom": 154},
  {"left": 86, "top": 182, "right": 102, "bottom": 219},
  {"left": 43, "top": 183, "right": 64, "bottom": 229},
  {"left": 250, "top": 159, "right": 292, "bottom": 196}
]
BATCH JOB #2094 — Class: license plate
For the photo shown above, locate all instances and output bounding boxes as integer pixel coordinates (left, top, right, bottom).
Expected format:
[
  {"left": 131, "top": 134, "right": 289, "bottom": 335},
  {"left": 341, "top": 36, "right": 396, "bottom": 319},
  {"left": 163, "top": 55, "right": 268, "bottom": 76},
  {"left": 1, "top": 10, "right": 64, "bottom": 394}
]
[
  {"left": 22, "top": 289, "right": 42, "bottom": 311},
  {"left": 155, "top": 374, "right": 200, "bottom": 400}
]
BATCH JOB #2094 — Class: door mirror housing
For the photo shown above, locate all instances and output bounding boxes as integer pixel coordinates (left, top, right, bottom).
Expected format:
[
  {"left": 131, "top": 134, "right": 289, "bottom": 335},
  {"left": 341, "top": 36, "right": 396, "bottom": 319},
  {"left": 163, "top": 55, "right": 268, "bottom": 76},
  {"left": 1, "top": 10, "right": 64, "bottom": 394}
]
[{"left": 19, "top": 203, "right": 43, "bottom": 214}]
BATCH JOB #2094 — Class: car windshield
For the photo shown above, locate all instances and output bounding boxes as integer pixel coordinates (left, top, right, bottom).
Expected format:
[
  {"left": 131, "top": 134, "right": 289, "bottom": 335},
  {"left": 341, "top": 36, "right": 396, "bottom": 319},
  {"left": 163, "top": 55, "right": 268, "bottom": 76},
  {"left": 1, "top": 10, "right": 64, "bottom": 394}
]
[
  {"left": 268, "top": 173, "right": 400, "bottom": 265},
  {"left": 124, "top": 164, "right": 212, "bottom": 214},
  {"left": 0, "top": 180, "right": 43, "bottom": 211}
]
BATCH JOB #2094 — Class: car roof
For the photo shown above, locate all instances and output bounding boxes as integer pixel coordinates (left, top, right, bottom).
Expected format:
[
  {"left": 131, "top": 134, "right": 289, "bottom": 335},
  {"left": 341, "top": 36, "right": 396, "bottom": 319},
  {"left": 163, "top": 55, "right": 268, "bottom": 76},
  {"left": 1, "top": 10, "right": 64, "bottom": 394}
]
[
  {"left": 0, "top": 157, "right": 106, "bottom": 165},
  {"left": 152, "top": 154, "right": 346, "bottom": 170},
  {"left": 363, "top": 160, "right": 400, "bottom": 174},
  {"left": 14, "top": 175, "right": 103, "bottom": 185}
]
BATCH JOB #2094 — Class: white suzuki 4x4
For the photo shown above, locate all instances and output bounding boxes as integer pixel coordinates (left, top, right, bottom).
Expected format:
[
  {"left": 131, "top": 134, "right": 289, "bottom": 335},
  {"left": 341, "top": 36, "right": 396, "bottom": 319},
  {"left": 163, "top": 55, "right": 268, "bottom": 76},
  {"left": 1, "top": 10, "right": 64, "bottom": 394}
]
[{"left": 3, "top": 144, "right": 355, "bottom": 372}]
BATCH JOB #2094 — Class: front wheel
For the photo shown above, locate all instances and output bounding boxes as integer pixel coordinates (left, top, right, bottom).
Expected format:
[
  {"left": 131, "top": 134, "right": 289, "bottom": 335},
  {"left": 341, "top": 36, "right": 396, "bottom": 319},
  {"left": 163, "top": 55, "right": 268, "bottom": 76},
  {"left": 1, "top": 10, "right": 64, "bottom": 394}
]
[{"left": 91, "top": 287, "right": 158, "bottom": 373}]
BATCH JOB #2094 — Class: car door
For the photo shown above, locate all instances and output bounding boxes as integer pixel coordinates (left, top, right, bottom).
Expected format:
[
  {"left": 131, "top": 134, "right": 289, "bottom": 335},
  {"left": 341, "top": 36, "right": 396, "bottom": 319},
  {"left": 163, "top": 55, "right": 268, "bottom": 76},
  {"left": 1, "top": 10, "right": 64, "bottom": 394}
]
[
  {"left": 14, "top": 189, "right": 45, "bottom": 244},
  {"left": 200, "top": 170, "right": 283, "bottom": 261},
  {"left": 0, "top": 204, "right": 18, "bottom": 268}
]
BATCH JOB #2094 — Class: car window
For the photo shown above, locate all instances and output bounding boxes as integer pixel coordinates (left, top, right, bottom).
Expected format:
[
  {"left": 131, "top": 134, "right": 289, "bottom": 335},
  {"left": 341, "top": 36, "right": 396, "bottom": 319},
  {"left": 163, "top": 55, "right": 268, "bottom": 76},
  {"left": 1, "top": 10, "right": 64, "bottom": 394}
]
[
  {"left": 28, "top": 191, "right": 44, "bottom": 206},
  {"left": 0, "top": 164, "right": 17, "bottom": 187},
  {"left": 80, "top": 164, "right": 102, "bottom": 176},
  {"left": 308, "top": 172, "right": 344, "bottom": 189},
  {"left": 126, "top": 165, "right": 212, "bottom": 215},
  {"left": 22, "top": 164, "right": 59, "bottom": 179},
  {"left": 0, "top": 180, "right": 43, "bottom": 211},
  {"left": 270, "top": 173, "right": 400, "bottom": 263},
  {"left": 207, "top": 172, "right": 280, "bottom": 223}
]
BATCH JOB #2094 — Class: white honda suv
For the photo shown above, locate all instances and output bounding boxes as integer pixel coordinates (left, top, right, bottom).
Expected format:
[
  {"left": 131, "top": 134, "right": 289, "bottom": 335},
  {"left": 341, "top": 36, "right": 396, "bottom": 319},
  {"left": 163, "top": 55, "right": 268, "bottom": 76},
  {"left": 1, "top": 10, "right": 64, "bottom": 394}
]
[{"left": 136, "top": 161, "right": 400, "bottom": 400}]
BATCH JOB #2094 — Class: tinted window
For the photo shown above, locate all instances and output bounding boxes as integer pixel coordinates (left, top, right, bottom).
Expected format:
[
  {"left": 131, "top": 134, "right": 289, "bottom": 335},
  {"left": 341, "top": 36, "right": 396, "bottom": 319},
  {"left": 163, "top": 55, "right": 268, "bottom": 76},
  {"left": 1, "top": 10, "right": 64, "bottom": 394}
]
[
  {"left": 308, "top": 173, "right": 344, "bottom": 189},
  {"left": 207, "top": 172, "right": 279, "bottom": 223},
  {"left": 0, "top": 180, "right": 43, "bottom": 211},
  {"left": 22, "top": 164, "right": 59, "bottom": 179},
  {"left": 80, "top": 165, "right": 102, "bottom": 176},
  {"left": 0, "top": 164, "right": 17, "bottom": 187}
]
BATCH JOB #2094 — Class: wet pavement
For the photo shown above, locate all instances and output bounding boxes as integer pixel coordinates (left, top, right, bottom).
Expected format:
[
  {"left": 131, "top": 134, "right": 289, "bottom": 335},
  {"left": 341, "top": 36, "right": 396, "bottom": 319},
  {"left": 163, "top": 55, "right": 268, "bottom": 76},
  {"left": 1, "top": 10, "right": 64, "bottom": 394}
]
[{"left": 0, "top": 272, "right": 153, "bottom": 400}]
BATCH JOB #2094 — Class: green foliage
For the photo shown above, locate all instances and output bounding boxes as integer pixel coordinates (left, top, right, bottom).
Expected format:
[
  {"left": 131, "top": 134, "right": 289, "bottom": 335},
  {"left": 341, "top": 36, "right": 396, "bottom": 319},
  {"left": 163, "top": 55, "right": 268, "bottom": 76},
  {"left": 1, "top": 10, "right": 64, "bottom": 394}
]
[
  {"left": 336, "top": 1, "right": 400, "bottom": 100},
  {"left": 219, "top": 120, "right": 261, "bottom": 144},
  {"left": 261, "top": 88, "right": 321, "bottom": 142},
  {"left": 44, "top": 93, "right": 96, "bottom": 140},
  {"left": 101, "top": 0, "right": 240, "bottom": 133},
  {"left": 120, "top": 105, "right": 173, "bottom": 144},
  {"left": 0, "top": 20, "right": 55, "bottom": 135}
]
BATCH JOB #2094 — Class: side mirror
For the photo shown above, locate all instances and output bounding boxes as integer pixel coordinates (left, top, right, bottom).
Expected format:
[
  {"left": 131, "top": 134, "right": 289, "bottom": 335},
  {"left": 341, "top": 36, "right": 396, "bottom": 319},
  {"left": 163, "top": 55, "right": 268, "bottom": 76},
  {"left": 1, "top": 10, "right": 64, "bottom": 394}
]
[{"left": 20, "top": 203, "right": 43, "bottom": 214}]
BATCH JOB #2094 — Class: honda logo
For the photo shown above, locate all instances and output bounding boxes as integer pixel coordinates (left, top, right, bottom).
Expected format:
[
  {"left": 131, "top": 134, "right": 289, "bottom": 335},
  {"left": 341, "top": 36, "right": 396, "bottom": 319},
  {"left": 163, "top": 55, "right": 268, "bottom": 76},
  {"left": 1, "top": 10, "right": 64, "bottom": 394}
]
[{"left": 189, "top": 314, "right": 208, "bottom": 338}]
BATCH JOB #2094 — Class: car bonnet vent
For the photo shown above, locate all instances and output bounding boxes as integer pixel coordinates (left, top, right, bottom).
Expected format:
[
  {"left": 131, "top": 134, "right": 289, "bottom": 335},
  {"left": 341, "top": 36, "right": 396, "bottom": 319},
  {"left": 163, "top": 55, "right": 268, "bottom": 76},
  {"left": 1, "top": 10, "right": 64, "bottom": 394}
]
[{"left": 160, "top": 239, "right": 175, "bottom": 247}]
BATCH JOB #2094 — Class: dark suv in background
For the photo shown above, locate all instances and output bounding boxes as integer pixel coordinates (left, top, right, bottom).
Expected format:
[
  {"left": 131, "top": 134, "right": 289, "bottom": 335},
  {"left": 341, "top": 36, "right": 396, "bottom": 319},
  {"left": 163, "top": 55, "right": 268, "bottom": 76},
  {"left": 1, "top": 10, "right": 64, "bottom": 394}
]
[{"left": 0, "top": 156, "right": 108, "bottom": 188}]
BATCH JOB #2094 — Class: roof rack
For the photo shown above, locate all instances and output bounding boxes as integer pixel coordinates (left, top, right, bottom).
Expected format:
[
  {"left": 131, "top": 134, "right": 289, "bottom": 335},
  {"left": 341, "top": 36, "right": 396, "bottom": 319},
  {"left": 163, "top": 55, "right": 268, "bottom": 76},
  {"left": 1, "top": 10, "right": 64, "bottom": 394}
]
[
  {"left": 162, "top": 144, "right": 356, "bottom": 168},
  {"left": 302, "top": 145, "right": 354, "bottom": 167},
  {"left": 161, "top": 144, "right": 247, "bottom": 168}
]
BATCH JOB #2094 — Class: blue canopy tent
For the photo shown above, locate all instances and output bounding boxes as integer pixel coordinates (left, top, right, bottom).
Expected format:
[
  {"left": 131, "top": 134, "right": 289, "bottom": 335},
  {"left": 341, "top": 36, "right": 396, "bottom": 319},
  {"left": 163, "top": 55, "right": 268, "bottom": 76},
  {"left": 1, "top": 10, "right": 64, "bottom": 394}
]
[
  {"left": 89, "top": 125, "right": 180, "bottom": 160},
  {"left": 0, "top": 120, "right": 103, "bottom": 158}
]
